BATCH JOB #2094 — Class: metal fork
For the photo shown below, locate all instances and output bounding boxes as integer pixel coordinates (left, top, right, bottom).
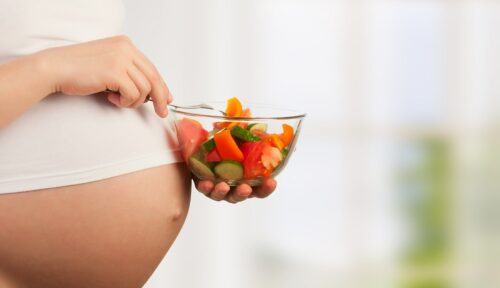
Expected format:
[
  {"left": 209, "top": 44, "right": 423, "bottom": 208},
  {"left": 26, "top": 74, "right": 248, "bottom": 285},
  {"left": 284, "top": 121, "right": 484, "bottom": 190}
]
[{"left": 145, "top": 96, "right": 227, "bottom": 116}]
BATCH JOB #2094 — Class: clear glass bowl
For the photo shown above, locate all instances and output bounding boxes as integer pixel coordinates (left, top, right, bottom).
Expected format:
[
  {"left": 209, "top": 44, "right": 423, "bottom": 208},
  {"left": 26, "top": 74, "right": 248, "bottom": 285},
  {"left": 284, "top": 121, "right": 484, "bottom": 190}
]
[{"left": 170, "top": 101, "right": 306, "bottom": 186}]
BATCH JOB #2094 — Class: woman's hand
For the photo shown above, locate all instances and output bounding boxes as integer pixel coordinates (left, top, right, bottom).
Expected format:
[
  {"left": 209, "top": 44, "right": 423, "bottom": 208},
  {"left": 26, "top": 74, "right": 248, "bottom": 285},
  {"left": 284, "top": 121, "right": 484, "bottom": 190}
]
[
  {"left": 40, "top": 35, "right": 171, "bottom": 117},
  {"left": 194, "top": 178, "right": 277, "bottom": 204}
]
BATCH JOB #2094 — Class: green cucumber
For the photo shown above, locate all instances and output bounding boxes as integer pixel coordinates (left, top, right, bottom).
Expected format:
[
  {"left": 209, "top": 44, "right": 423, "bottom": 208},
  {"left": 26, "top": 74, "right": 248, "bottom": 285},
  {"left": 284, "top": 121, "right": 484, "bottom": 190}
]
[
  {"left": 202, "top": 138, "right": 216, "bottom": 151},
  {"left": 282, "top": 147, "right": 289, "bottom": 158},
  {"left": 231, "top": 126, "right": 261, "bottom": 142},
  {"left": 248, "top": 123, "right": 268, "bottom": 133},
  {"left": 189, "top": 157, "right": 215, "bottom": 179},
  {"left": 214, "top": 160, "right": 244, "bottom": 181}
]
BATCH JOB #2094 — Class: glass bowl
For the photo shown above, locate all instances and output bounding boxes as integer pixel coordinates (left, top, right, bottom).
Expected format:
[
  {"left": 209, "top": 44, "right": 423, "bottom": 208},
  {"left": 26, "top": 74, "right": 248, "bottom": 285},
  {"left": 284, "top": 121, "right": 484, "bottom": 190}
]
[{"left": 170, "top": 101, "right": 306, "bottom": 186}]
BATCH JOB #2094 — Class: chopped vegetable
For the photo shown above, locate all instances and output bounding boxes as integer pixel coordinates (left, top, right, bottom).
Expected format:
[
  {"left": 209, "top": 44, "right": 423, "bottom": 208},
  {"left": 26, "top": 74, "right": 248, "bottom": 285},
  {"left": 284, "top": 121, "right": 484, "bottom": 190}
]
[
  {"left": 280, "top": 124, "right": 294, "bottom": 147},
  {"left": 248, "top": 123, "right": 268, "bottom": 133},
  {"left": 205, "top": 149, "right": 222, "bottom": 162},
  {"left": 265, "top": 134, "right": 285, "bottom": 150},
  {"left": 214, "top": 160, "right": 244, "bottom": 181},
  {"left": 231, "top": 126, "right": 261, "bottom": 142},
  {"left": 189, "top": 157, "right": 215, "bottom": 179},
  {"left": 176, "top": 118, "right": 209, "bottom": 161},
  {"left": 225, "top": 97, "right": 243, "bottom": 117},
  {"left": 214, "top": 129, "right": 244, "bottom": 162},
  {"left": 282, "top": 147, "right": 289, "bottom": 158},
  {"left": 261, "top": 145, "right": 283, "bottom": 170},
  {"left": 202, "top": 138, "right": 216, "bottom": 152},
  {"left": 241, "top": 108, "right": 252, "bottom": 118},
  {"left": 242, "top": 141, "right": 272, "bottom": 179},
  {"left": 179, "top": 96, "right": 297, "bottom": 185}
]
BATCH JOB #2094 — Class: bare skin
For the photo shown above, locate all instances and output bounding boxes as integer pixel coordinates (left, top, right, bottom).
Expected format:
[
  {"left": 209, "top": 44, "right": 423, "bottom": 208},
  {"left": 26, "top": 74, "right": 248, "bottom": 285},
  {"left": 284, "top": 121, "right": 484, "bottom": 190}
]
[
  {"left": 0, "top": 35, "right": 277, "bottom": 286},
  {"left": 0, "top": 163, "right": 191, "bottom": 288}
]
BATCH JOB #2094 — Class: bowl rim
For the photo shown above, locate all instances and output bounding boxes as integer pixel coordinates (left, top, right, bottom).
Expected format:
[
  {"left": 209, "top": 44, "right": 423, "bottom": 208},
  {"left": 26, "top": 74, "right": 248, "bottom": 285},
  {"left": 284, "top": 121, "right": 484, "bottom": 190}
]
[{"left": 168, "top": 101, "right": 307, "bottom": 121}]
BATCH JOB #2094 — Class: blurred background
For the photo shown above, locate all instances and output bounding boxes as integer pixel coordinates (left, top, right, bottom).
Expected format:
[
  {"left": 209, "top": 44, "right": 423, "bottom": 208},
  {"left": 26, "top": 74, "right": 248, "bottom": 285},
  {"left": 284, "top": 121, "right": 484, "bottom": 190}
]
[{"left": 123, "top": 0, "right": 500, "bottom": 287}]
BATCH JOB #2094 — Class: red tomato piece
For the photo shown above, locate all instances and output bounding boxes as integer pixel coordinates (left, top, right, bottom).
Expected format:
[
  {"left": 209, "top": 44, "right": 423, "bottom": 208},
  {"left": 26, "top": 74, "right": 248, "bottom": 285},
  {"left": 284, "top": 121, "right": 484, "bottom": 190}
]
[
  {"left": 176, "top": 118, "right": 209, "bottom": 161},
  {"left": 261, "top": 145, "right": 283, "bottom": 170},
  {"left": 205, "top": 149, "right": 222, "bottom": 162},
  {"left": 242, "top": 141, "right": 272, "bottom": 179}
]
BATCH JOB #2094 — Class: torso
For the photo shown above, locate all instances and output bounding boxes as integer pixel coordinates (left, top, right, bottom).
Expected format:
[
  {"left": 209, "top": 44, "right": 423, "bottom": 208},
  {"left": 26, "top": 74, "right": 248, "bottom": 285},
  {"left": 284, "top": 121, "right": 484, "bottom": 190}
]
[
  {"left": 0, "top": 1, "right": 191, "bottom": 286},
  {"left": 0, "top": 0, "right": 182, "bottom": 193}
]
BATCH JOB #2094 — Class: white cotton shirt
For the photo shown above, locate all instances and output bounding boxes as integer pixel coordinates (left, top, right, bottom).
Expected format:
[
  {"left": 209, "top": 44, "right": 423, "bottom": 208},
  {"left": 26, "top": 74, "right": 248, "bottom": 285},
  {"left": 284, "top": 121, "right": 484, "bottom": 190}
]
[{"left": 0, "top": 0, "right": 182, "bottom": 193}]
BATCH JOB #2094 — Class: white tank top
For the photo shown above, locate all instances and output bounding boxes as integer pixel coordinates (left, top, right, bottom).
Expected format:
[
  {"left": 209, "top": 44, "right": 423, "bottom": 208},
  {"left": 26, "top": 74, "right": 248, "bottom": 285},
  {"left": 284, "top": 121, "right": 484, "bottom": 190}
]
[{"left": 0, "top": 0, "right": 182, "bottom": 193}]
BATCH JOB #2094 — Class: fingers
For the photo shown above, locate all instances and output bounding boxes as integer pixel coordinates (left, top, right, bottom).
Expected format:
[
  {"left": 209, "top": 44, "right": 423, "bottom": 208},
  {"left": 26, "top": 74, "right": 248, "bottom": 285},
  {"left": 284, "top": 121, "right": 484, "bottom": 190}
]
[
  {"left": 251, "top": 178, "right": 277, "bottom": 199},
  {"left": 133, "top": 52, "right": 171, "bottom": 117},
  {"left": 127, "top": 65, "right": 151, "bottom": 108},
  {"left": 101, "top": 37, "right": 171, "bottom": 117},
  {"left": 106, "top": 91, "right": 121, "bottom": 107},
  {"left": 115, "top": 74, "right": 140, "bottom": 107},
  {"left": 195, "top": 180, "right": 214, "bottom": 197},
  {"left": 194, "top": 176, "right": 277, "bottom": 203},
  {"left": 209, "top": 182, "right": 231, "bottom": 201},
  {"left": 226, "top": 184, "right": 252, "bottom": 203}
]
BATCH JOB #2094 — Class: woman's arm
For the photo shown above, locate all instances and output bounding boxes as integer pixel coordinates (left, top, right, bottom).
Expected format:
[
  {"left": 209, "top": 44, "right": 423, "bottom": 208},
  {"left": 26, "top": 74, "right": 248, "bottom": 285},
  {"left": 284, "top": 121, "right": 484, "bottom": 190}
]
[
  {"left": 0, "top": 35, "right": 172, "bottom": 129},
  {"left": 0, "top": 53, "right": 54, "bottom": 129}
]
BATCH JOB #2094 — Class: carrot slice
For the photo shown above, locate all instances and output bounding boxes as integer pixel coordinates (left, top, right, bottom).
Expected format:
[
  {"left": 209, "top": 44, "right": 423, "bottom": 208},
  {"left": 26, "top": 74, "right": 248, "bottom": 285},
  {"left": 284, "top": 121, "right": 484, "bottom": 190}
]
[
  {"left": 264, "top": 134, "right": 285, "bottom": 150},
  {"left": 225, "top": 97, "right": 243, "bottom": 117},
  {"left": 280, "top": 124, "right": 294, "bottom": 146},
  {"left": 214, "top": 129, "right": 244, "bottom": 162}
]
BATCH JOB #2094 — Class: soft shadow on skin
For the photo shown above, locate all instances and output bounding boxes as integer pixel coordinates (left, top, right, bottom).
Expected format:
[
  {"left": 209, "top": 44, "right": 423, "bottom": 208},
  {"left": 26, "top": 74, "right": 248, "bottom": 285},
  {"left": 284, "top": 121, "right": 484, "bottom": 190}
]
[{"left": 0, "top": 270, "right": 16, "bottom": 288}]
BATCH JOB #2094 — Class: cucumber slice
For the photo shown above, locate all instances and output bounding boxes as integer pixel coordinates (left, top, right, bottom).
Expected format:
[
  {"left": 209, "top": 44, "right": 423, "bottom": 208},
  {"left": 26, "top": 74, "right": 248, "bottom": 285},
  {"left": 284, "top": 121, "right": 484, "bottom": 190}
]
[
  {"left": 214, "top": 160, "right": 244, "bottom": 181},
  {"left": 189, "top": 157, "right": 215, "bottom": 179},
  {"left": 202, "top": 138, "right": 216, "bottom": 151},
  {"left": 231, "top": 126, "right": 261, "bottom": 142},
  {"left": 248, "top": 123, "right": 268, "bottom": 133}
]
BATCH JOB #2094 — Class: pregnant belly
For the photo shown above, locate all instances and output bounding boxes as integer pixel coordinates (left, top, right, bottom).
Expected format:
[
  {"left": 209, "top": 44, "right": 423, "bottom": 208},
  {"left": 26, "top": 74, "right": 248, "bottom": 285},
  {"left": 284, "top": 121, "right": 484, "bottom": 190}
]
[{"left": 0, "top": 163, "right": 191, "bottom": 288}]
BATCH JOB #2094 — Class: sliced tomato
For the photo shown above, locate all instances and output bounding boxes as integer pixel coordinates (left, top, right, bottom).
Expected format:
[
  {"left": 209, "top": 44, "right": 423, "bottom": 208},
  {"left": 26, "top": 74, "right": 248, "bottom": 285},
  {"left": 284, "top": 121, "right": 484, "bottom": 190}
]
[
  {"left": 205, "top": 149, "right": 222, "bottom": 162},
  {"left": 240, "top": 142, "right": 259, "bottom": 159},
  {"left": 237, "top": 108, "right": 252, "bottom": 129},
  {"left": 242, "top": 141, "right": 272, "bottom": 179},
  {"left": 176, "top": 118, "right": 209, "bottom": 161},
  {"left": 251, "top": 129, "right": 268, "bottom": 139},
  {"left": 261, "top": 145, "right": 283, "bottom": 170}
]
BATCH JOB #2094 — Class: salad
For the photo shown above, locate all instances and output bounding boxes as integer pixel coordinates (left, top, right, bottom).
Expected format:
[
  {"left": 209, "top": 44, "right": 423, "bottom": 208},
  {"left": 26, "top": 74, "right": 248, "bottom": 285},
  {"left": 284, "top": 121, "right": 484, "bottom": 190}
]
[{"left": 176, "top": 97, "right": 295, "bottom": 183}]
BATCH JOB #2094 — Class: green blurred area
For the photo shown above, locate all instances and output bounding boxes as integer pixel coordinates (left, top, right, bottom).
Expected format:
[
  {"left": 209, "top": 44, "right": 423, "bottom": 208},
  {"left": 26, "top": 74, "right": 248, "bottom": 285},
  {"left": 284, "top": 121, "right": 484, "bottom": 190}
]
[{"left": 397, "top": 138, "right": 452, "bottom": 288}]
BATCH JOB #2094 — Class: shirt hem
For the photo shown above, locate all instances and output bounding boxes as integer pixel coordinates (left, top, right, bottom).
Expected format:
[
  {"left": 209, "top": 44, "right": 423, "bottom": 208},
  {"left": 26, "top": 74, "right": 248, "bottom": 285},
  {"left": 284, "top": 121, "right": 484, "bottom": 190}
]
[{"left": 0, "top": 150, "right": 184, "bottom": 194}]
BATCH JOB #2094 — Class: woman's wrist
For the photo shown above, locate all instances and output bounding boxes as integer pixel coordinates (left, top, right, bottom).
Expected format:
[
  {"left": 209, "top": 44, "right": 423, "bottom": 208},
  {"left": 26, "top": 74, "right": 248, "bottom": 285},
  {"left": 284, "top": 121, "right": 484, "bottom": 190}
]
[{"left": 31, "top": 49, "right": 60, "bottom": 96}]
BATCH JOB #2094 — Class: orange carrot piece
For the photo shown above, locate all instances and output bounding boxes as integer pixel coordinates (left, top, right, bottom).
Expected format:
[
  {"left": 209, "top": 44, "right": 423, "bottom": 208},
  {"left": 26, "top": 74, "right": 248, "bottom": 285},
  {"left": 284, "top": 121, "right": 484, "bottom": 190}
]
[
  {"left": 227, "top": 122, "right": 239, "bottom": 129},
  {"left": 280, "top": 124, "right": 294, "bottom": 146},
  {"left": 214, "top": 129, "right": 244, "bottom": 162},
  {"left": 225, "top": 97, "right": 243, "bottom": 117},
  {"left": 265, "top": 134, "right": 285, "bottom": 150}
]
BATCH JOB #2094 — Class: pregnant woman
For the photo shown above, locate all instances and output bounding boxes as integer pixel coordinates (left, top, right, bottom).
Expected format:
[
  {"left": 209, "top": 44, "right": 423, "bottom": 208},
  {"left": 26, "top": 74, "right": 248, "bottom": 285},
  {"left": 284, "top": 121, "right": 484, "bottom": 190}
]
[{"left": 0, "top": 1, "right": 276, "bottom": 287}]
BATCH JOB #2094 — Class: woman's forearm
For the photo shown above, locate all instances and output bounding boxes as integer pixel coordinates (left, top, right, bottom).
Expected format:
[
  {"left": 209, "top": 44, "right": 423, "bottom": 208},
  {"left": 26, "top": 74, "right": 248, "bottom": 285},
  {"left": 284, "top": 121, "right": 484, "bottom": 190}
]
[{"left": 0, "top": 53, "right": 55, "bottom": 129}]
